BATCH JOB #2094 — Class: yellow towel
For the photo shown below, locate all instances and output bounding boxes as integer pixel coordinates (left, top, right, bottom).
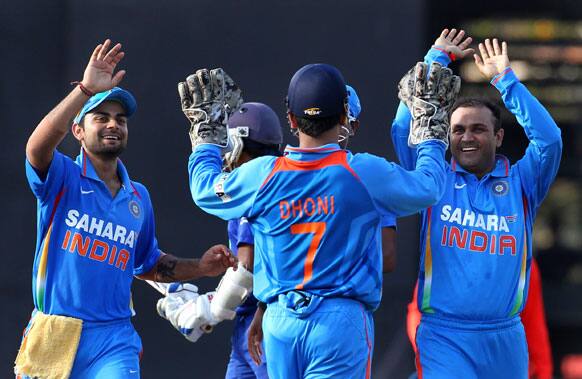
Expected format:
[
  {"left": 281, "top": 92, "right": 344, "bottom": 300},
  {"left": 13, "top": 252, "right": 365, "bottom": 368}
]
[{"left": 15, "top": 312, "right": 82, "bottom": 379}]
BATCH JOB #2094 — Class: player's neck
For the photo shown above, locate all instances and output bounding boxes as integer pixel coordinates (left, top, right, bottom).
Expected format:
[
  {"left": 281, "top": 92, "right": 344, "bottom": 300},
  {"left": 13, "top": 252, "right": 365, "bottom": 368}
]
[
  {"left": 298, "top": 126, "right": 340, "bottom": 148},
  {"left": 85, "top": 150, "right": 122, "bottom": 195}
]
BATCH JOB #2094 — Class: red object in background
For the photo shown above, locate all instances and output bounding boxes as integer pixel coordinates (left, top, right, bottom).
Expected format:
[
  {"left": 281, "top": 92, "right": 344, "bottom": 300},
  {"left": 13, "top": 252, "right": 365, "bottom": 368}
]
[
  {"left": 561, "top": 354, "right": 582, "bottom": 379},
  {"left": 407, "top": 259, "right": 554, "bottom": 379}
]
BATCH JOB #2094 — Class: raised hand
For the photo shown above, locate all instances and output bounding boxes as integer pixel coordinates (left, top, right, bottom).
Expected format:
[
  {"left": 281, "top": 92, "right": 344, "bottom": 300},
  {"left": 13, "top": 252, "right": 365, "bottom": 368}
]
[
  {"left": 178, "top": 68, "right": 243, "bottom": 149},
  {"left": 82, "top": 39, "right": 126, "bottom": 94},
  {"left": 198, "top": 244, "right": 237, "bottom": 277},
  {"left": 474, "top": 38, "right": 510, "bottom": 80},
  {"left": 433, "top": 28, "right": 474, "bottom": 61},
  {"left": 398, "top": 62, "right": 461, "bottom": 148}
]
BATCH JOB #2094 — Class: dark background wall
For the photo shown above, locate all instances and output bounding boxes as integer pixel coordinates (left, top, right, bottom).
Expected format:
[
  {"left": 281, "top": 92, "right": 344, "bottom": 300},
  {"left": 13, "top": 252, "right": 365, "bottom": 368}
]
[
  {"left": 2, "top": 1, "right": 426, "bottom": 377},
  {"left": 5, "top": 1, "right": 582, "bottom": 377}
]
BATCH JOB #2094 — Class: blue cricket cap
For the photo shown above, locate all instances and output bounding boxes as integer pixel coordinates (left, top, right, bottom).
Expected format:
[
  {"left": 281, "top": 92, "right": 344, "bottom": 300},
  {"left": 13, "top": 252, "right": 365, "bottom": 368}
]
[
  {"left": 287, "top": 63, "right": 347, "bottom": 119},
  {"left": 74, "top": 87, "right": 137, "bottom": 124},
  {"left": 346, "top": 84, "right": 361, "bottom": 121}
]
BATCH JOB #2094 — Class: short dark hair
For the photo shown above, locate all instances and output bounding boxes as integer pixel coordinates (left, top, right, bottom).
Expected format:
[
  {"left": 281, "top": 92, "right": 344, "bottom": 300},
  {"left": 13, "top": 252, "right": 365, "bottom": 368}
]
[
  {"left": 451, "top": 98, "right": 502, "bottom": 133},
  {"left": 294, "top": 114, "right": 342, "bottom": 137}
]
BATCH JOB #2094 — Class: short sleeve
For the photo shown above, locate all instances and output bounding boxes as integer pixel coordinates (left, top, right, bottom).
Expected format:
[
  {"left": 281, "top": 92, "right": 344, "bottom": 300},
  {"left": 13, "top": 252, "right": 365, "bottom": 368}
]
[{"left": 25, "top": 151, "right": 68, "bottom": 203}]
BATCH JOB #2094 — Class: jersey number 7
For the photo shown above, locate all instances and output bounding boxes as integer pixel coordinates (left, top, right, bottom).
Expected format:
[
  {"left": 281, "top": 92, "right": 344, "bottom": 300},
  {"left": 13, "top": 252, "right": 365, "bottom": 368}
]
[{"left": 291, "top": 222, "right": 326, "bottom": 290}]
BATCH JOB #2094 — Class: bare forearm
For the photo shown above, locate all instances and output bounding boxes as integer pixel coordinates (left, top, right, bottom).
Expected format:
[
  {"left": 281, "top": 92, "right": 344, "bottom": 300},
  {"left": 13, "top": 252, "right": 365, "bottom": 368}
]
[
  {"left": 26, "top": 86, "right": 90, "bottom": 172},
  {"left": 237, "top": 244, "right": 254, "bottom": 272},
  {"left": 139, "top": 254, "right": 206, "bottom": 282},
  {"left": 138, "top": 244, "right": 235, "bottom": 282}
]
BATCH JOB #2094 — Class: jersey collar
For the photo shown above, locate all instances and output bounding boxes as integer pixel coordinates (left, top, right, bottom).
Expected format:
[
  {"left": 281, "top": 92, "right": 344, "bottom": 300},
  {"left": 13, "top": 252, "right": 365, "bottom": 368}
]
[
  {"left": 283, "top": 143, "right": 342, "bottom": 160},
  {"left": 450, "top": 155, "right": 510, "bottom": 178},
  {"left": 75, "top": 149, "right": 135, "bottom": 194}
]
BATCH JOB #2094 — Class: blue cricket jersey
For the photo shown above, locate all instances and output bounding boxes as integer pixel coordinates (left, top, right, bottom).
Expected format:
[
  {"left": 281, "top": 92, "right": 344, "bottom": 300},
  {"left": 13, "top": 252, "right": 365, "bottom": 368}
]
[
  {"left": 227, "top": 212, "right": 397, "bottom": 316},
  {"left": 391, "top": 49, "right": 563, "bottom": 320},
  {"left": 227, "top": 217, "right": 259, "bottom": 315},
  {"left": 25, "top": 149, "right": 162, "bottom": 321},
  {"left": 189, "top": 142, "right": 446, "bottom": 310}
]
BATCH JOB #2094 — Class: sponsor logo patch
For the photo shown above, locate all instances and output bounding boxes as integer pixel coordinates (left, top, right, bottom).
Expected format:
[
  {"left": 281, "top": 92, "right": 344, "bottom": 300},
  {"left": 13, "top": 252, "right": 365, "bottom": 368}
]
[
  {"left": 505, "top": 214, "right": 518, "bottom": 223},
  {"left": 214, "top": 174, "right": 232, "bottom": 203},
  {"left": 304, "top": 107, "right": 322, "bottom": 116}
]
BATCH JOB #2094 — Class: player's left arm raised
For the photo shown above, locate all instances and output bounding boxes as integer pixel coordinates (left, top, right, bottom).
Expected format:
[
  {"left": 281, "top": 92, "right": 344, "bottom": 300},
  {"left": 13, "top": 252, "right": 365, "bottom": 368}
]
[
  {"left": 475, "top": 38, "right": 562, "bottom": 206},
  {"left": 392, "top": 28, "right": 473, "bottom": 170},
  {"left": 179, "top": 67, "right": 276, "bottom": 221}
]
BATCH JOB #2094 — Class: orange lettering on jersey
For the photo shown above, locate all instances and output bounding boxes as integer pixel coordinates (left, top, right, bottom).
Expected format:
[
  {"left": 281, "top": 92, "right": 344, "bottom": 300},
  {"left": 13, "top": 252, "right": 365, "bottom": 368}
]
[
  {"left": 279, "top": 195, "right": 336, "bottom": 220},
  {"left": 317, "top": 197, "right": 328, "bottom": 214},
  {"left": 490, "top": 234, "right": 496, "bottom": 255},
  {"left": 469, "top": 231, "right": 488, "bottom": 252},
  {"left": 89, "top": 239, "right": 109, "bottom": 262},
  {"left": 70, "top": 232, "right": 90, "bottom": 256},
  {"left": 448, "top": 226, "right": 468, "bottom": 249},
  {"left": 108, "top": 245, "right": 118, "bottom": 265},
  {"left": 280, "top": 201, "right": 290, "bottom": 219},
  {"left": 60, "top": 231, "right": 129, "bottom": 272},
  {"left": 116, "top": 249, "right": 130, "bottom": 271},
  {"left": 441, "top": 225, "right": 448, "bottom": 246},
  {"left": 62, "top": 230, "right": 71, "bottom": 250},
  {"left": 499, "top": 235, "right": 517, "bottom": 256},
  {"left": 304, "top": 198, "right": 316, "bottom": 216},
  {"left": 291, "top": 200, "right": 303, "bottom": 218},
  {"left": 440, "top": 226, "right": 518, "bottom": 257}
]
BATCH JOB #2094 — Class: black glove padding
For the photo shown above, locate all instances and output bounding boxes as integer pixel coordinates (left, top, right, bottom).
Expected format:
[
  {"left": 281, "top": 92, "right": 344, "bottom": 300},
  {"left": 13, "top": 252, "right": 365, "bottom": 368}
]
[
  {"left": 398, "top": 62, "right": 461, "bottom": 147},
  {"left": 178, "top": 68, "right": 243, "bottom": 149}
]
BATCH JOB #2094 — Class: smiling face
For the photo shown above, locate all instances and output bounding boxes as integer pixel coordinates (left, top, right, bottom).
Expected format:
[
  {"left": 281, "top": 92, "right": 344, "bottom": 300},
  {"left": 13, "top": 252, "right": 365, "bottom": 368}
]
[
  {"left": 73, "top": 101, "right": 128, "bottom": 158},
  {"left": 449, "top": 105, "right": 504, "bottom": 178}
]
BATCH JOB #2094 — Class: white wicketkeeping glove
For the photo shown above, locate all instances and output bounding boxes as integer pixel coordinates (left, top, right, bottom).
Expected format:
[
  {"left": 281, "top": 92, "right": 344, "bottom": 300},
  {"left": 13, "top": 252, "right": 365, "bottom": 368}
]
[
  {"left": 211, "top": 263, "right": 253, "bottom": 322},
  {"left": 156, "top": 282, "right": 217, "bottom": 343}
]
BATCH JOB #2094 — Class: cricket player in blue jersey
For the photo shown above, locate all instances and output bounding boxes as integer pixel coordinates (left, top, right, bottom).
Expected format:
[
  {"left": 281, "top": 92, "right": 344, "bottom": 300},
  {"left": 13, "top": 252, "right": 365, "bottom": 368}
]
[
  {"left": 245, "top": 85, "right": 399, "bottom": 369},
  {"left": 16, "top": 39, "right": 235, "bottom": 379},
  {"left": 180, "top": 62, "right": 457, "bottom": 378},
  {"left": 392, "top": 30, "right": 563, "bottom": 379},
  {"left": 156, "top": 102, "right": 283, "bottom": 378}
]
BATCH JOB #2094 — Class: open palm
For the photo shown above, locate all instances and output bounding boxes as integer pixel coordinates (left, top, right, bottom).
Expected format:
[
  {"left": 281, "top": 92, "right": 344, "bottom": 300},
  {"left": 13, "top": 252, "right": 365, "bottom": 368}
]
[
  {"left": 433, "top": 28, "right": 474, "bottom": 61},
  {"left": 82, "top": 39, "right": 126, "bottom": 94},
  {"left": 474, "top": 38, "right": 510, "bottom": 80}
]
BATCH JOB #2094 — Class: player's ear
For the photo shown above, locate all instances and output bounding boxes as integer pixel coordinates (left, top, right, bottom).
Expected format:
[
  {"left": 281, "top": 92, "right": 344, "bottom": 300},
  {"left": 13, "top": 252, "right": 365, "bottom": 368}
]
[
  {"left": 287, "top": 112, "right": 298, "bottom": 130},
  {"left": 71, "top": 123, "right": 84, "bottom": 143},
  {"left": 495, "top": 128, "right": 504, "bottom": 148}
]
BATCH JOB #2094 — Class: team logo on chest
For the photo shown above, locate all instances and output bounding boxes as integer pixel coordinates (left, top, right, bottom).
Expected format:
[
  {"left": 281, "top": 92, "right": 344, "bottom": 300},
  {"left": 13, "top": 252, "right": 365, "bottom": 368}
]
[
  {"left": 128, "top": 200, "right": 141, "bottom": 218},
  {"left": 492, "top": 180, "right": 509, "bottom": 196}
]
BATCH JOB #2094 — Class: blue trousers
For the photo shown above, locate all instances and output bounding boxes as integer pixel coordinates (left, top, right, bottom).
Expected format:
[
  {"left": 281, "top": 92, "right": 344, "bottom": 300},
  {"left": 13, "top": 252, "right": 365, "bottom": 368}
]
[
  {"left": 263, "top": 293, "right": 374, "bottom": 379},
  {"left": 225, "top": 313, "right": 269, "bottom": 379},
  {"left": 415, "top": 314, "right": 528, "bottom": 379},
  {"left": 18, "top": 314, "right": 142, "bottom": 379}
]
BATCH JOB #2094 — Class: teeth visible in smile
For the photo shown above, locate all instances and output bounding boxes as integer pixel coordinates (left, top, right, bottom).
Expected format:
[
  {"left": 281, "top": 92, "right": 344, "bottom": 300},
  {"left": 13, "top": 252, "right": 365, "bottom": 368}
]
[
  {"left": 462, "top": 147, "right": 477, "bottom": 152},
  {"left": 103, "top": 136, "right": 119, "bottom": 140}
]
